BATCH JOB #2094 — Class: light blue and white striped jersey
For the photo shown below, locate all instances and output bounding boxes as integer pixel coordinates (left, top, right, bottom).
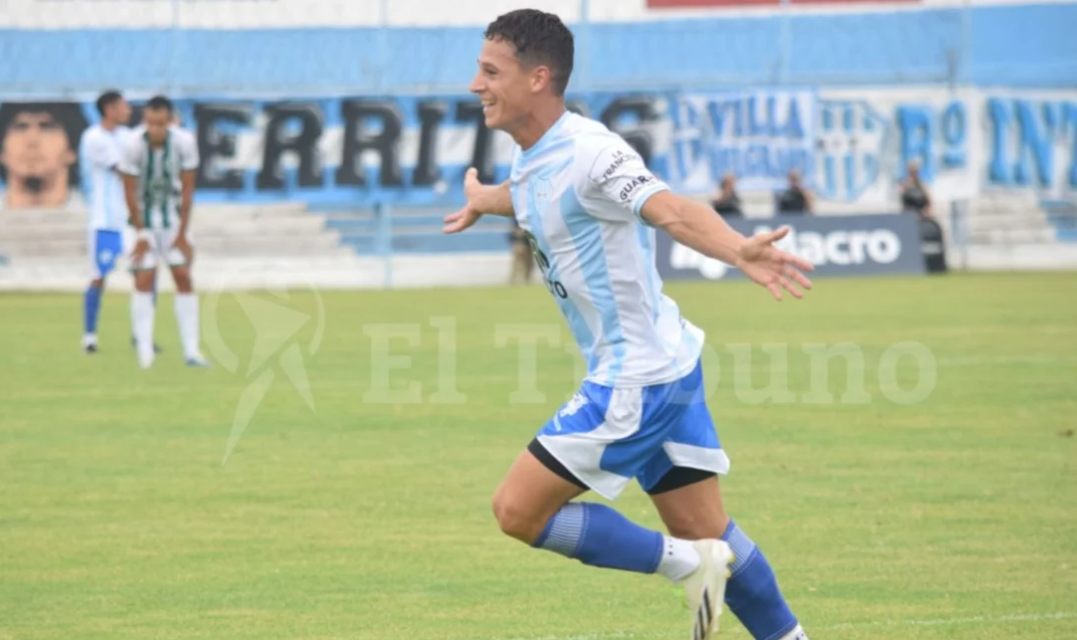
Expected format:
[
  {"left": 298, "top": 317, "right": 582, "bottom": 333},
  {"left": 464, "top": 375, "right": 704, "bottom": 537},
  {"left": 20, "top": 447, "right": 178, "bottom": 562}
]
[
  {"left": 79, "top": 124, "right": 131, "bottom": 231},
  {"left": 511, "top": 111, "right": 704, "bottom": 389}
]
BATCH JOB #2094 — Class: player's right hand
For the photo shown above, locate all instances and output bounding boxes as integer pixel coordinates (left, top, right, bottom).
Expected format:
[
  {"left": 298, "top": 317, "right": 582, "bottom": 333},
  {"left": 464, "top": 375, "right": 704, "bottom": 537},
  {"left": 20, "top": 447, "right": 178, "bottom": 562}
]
[
  {"left": 131, "top": 238, "right": 151, "bottom": 266},
  {"left": 443, "top": 168, "right": 487, "bottom": 234}
]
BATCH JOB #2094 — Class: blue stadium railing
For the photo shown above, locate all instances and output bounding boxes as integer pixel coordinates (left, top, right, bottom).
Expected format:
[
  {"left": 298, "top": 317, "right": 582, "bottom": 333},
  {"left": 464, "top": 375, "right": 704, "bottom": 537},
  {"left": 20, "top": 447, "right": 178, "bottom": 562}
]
[{"left": 319, "top": 203, "right": 515, "bottom": 256}]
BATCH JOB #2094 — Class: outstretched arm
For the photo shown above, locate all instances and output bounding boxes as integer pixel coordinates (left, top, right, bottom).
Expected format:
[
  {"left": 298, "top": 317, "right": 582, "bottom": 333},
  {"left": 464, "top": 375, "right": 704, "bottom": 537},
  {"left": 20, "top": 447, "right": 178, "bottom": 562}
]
[
  {"left": 641, "top": 191, "right": 814, "bottom": 301},
  {"left": 444, "top": 168, "right": 514, "bottom": 233}
]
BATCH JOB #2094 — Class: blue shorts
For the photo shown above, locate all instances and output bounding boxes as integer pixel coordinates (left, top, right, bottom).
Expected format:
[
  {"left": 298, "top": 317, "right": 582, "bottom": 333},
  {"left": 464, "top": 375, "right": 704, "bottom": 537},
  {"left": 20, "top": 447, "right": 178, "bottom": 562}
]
[
  {"left": 536, "top": 359, "right": 730, "bottom": 500},
  {"left": 89, "top": 229, "right": 123, "bottom": 279}
]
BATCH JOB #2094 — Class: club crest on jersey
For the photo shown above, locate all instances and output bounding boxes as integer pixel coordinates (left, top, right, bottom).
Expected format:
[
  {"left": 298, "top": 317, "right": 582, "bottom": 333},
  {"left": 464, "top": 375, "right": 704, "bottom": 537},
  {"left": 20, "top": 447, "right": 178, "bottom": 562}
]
[{"left": 533, "top": 177, "right": 554, "bottom": 204}]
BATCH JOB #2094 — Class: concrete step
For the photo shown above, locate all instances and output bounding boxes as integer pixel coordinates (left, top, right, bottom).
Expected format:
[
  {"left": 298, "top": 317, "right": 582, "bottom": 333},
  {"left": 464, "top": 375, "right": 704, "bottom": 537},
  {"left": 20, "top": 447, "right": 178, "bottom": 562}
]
[
  {"left": 198, "top": 242, "right": 354, "bottom": 258},
  {"left": 969, "top": 228, "right": 1058, "bottom": 244},
  {"left": 1, "top": 209, "right": 84, "bottom": 226},
  {"left": 195, "top": 216, "right": 329, "bottom": 235},
  {"left": 0, "top": 226, "right": 88, "bottom": 242},
  {"left": 1, "top": 230, "right": 345, "bottom": 258},
  {"left": 0, "top": 239, "right": 86, "bottom": 257},
  {"left": 196, "top": 234, "right": 342, "bottom": 253}
]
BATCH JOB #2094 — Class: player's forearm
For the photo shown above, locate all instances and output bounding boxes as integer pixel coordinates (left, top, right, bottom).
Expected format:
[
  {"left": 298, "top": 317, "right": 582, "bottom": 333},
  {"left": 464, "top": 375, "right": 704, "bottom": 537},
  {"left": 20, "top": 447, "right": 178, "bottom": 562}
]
[
  {"left": 125, "top": 196, "right": 143, "bottom": 230},
  {"left": 123, "top": 177, "right": 143, "bottom": 230},
  {"left": 656, "top": 196, "right": 746, "bottom": 266},
  {"left": 480, "top": 181, "right": 514, "bottom": 217},
  {"left": 178, "top": 200, "right": 192, "bottom": 236}
]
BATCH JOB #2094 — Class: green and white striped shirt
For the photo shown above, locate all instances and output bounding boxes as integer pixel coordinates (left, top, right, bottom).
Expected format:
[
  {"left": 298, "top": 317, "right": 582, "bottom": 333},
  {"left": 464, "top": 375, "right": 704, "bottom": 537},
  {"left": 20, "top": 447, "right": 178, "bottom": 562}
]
[{"left": 120, "top": 126, "right": 199, "bottom": 229}]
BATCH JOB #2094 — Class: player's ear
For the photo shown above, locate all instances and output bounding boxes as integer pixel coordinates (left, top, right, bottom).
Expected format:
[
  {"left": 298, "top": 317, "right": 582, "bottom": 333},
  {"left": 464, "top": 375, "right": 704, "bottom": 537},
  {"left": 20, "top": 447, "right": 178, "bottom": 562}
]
[{"left": 530, "top": 65, "right": 552, "bottom": 93}]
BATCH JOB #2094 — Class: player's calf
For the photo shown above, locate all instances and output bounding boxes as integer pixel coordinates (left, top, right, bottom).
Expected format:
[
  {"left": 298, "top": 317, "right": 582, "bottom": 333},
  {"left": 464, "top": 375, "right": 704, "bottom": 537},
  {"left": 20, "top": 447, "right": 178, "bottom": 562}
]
[
  {"left": 168, "top": 265, "right": 208, "bottom": 366},
  {"left": 720, "top": 521, "right": 806, "bottom": 640},
  {"left": 130, "top": 269, "right": 157, "bottom": 368},
  {"left": 83, "top": 278, "right": 105, "bottom": 354}
]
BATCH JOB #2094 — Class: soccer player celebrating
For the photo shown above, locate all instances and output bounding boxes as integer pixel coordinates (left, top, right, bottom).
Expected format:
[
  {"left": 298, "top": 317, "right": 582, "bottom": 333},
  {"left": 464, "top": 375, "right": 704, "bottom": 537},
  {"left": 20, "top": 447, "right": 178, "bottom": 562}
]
[
  {"left": 444, "top": 11, "right": 812, "bottom": 640},
  {"left": 120, "top": 95, "right": 208, "bottom": 369}
]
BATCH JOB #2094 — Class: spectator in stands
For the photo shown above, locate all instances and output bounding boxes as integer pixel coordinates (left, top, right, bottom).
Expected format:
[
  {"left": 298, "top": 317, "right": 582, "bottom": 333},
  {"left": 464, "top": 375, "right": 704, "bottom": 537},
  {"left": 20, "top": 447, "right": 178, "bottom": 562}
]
[
  {"left": 509, "top": 218, "right": 534, "bottom": 285},
  {"left": 776, "top": 169, "right": 813, "bottom": 216},
  {"left": 899, "top": 159, "right": 933, "bottom": 218},
  {"left": 0, "top": 102, "right": 87, "bottom": 209},
  {"left": 710, "top": 173, "right": 742, "bottom": 218}
]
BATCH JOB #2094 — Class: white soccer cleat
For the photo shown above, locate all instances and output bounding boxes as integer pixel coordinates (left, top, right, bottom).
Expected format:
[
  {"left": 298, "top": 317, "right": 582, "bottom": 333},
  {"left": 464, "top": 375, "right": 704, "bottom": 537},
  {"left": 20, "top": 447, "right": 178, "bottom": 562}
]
[
  {"left": 136, "top": 346, "right": 155, "bottom": 369},
  {"left": 680, "top": 539, "right": 734, "bottom": 640},
  {"left": 778, "top": 625, "right": 809, "bottom": 640},
  {"left": 82, "top": 334, "right": 98, "bottom": 355},
  {"left": 185, "top": 354, "right": 211, "bottom": 368}
]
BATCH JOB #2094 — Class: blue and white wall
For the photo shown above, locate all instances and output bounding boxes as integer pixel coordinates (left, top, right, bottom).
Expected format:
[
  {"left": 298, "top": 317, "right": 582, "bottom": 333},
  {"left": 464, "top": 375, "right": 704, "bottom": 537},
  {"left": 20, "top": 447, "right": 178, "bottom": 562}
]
[
  {"left": 0, "top": 0, "right": 1075, "bottom": 211},
  {"left": 2, "top": 0, "right": 1075, "bottom": 95}
]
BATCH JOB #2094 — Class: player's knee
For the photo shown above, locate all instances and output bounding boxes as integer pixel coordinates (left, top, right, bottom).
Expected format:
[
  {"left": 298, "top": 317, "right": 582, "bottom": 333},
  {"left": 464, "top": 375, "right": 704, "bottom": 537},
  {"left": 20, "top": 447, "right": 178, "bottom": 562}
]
[
  {"left": 491, "top": 492, "right": 546, "bottom": 544},
  {"left": 664, "top": 510, "right": 730, "bottom": 540},
  {"left": 89, "top": 278, "right": 104, "bottom": 289},
  {"left": 173, "top": 271, "right": 193, "bottom": 293},
  {"left": 134, "top": 271, "right": 155, "bottom": 292}
]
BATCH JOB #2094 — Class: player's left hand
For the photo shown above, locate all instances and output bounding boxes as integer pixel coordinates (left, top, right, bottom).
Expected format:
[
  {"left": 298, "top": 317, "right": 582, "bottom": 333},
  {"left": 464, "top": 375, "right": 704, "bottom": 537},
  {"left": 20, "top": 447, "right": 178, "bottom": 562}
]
[
  {"left": 735, "top": 226, "right": 814, "bottom": 301},
  {"left": 172, "top": 234, "right": 193, "bottom": 262}
]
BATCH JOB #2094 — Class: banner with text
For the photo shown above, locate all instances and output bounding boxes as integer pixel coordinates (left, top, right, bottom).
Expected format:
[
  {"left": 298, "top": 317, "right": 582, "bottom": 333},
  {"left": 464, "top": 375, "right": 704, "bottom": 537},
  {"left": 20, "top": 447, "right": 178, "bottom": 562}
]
[
  {"left": 1, "top": 88, "right": 1075, "bottom": 212},
  {"left": 670, "top": 90, "right": 816, "bottom": 193},
  {"left": 657, "top": 213, "right": 927, "bottom": 281}
]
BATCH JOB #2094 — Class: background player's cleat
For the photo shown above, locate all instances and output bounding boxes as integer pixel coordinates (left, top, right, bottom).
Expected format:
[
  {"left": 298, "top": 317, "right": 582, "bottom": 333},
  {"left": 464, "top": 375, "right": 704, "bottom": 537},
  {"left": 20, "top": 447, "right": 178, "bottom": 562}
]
[
  {"left": 82, "top": 335, "right": 98, "bottom": 354},
  {"left": 679, "top": 539, "right": 734, "bottom": 640},
  {"left": 137, "top": 351, "right": 155, "bottom": 370},
  {"left": 131, "top": 335, "right": 163, "bottom": 354},
  {"left": 185, "top": 355, "right": 211, "bottom": 368}
]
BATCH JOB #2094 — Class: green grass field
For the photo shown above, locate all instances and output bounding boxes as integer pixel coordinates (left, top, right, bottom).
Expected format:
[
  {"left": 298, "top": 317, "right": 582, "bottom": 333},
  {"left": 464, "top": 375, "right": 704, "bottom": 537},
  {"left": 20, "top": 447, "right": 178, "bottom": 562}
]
[{"left": 2, "top": 272, "right": 1076, "bottom": 640}]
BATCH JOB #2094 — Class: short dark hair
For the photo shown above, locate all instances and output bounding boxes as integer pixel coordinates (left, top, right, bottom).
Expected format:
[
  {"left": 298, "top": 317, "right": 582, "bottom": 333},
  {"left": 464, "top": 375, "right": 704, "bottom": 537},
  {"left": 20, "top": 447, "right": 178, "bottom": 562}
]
[
  {"left": 95, "top": 90, "right": 123, "bottom": 117},
  {"left": 484, "top": 9, "right": 574, "bottom": 97},
  {"left": 146, "top": 95, "right": 173, "bottom": 114}
]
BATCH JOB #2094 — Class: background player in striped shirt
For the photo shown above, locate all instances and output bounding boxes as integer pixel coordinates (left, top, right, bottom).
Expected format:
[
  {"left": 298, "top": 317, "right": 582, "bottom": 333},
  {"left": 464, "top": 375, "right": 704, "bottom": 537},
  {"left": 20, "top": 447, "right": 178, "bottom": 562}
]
[
  {"left": 444, "top": 10, "right": 812, "bottom": 640},
  {"left": 120, "top": 95, "right": 208, "bottom": 369}
]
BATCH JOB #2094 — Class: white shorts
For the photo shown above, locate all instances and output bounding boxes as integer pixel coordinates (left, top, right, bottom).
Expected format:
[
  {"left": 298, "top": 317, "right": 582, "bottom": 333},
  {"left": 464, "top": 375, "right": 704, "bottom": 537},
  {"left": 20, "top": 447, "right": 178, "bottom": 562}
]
[{"left": 131, "top": 227, "right": 193, "bottom": 272}]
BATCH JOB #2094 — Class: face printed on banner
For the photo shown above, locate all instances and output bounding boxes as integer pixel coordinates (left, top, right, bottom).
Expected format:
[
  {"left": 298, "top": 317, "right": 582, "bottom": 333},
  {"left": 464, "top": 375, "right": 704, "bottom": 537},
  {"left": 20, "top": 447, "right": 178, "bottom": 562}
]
[{"left": 0, "top": 103, "right": 86, "bottom": 209}]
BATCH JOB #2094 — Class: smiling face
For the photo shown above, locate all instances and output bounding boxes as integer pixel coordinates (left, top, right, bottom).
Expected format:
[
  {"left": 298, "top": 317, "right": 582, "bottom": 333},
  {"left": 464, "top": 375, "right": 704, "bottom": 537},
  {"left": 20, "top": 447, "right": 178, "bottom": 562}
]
[
  {"left": 470, "top": 37, "right": 542, "bottom": 133},
  {"left": 471, "top": 10, "right": 576, "bottom": 139}
]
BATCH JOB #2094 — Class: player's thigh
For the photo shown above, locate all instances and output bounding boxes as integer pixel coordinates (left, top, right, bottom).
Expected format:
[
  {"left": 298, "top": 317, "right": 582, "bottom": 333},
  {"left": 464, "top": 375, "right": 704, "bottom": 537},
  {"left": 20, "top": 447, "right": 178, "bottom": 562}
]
[
  {"left": 156, "top": 228, "right": 193, "bottom": 291},
  {"left": 492, "top": 445, "right": 587, "bottom": 544},
  {"left": 638, "top": 361, "right": 732, "bottom": 539},
  {"left": 88, "top": 229, "right": 122, "bottom": 285}
]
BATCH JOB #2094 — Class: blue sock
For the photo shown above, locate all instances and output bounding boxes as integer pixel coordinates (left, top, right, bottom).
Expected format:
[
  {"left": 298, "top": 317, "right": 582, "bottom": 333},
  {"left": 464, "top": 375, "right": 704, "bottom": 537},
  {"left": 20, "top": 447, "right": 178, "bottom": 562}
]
[
  {"left": 532, "top": 502, "right": 664, "bottom": 574},
  {"left": 722, "top": 520, "right": 799, "bottom": 640},
  {"left": 84, "top": 286, "right": 103, "bottom": 335}
]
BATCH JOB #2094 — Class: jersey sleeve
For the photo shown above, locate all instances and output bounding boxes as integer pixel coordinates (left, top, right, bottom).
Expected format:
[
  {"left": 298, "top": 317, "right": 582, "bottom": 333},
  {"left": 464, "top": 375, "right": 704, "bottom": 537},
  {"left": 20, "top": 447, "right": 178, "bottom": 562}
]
[
  {"left": 576, "top": 133, "right": 670, "bottom": 225},
  {"left": 81, "top": 131, "right": 120, "bottom": 170},
  {"left": 176, "top": 129, "right": 199, "bottom": 172},
  {"left": 118, "top": 135, "right": 143, "bottom": 176}
]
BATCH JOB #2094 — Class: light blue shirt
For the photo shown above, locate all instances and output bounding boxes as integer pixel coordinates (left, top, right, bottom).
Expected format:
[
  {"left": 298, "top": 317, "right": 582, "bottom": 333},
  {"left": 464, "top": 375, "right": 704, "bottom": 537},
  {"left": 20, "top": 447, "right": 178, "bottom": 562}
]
[
  {"left": 511, "top": 112, "right": 704, "bottom": 389},
  {"left": 79, "top": 124, "right": 131, "bottom": 231}
]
